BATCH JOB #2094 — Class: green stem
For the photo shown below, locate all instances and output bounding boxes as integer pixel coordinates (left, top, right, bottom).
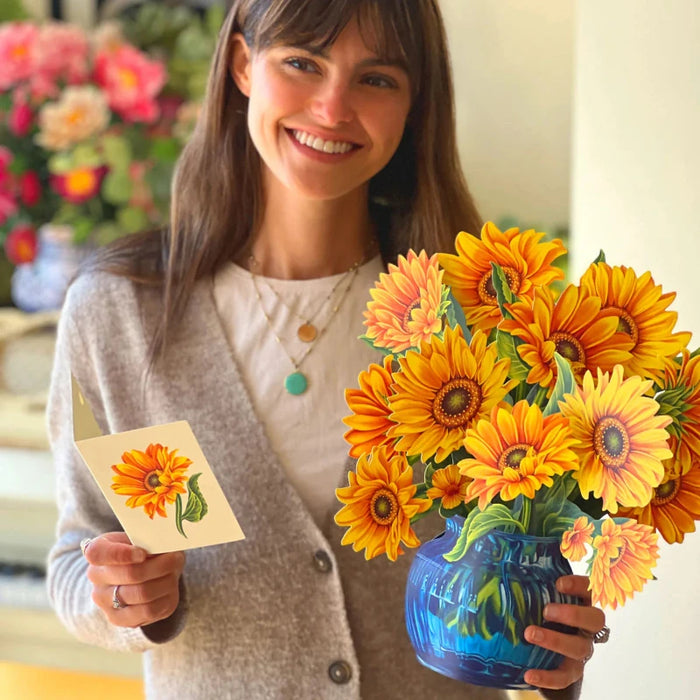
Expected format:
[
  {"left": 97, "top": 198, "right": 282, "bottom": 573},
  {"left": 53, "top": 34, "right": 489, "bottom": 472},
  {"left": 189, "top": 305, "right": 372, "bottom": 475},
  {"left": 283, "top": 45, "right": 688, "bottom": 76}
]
[
  {"left": 175, "top": 492, "right": 187, "bottom": 537},
  {"left": 520, "top": 498, "right": 532, "bottom": 534},
  {"left": 534, "top": 385, "right": 548, "bottom": 409}
]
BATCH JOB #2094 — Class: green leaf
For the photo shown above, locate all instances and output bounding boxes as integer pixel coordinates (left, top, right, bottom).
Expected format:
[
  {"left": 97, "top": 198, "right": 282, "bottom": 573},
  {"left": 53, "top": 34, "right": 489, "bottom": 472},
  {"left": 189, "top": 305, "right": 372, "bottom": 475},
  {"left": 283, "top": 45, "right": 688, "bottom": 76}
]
[
  {"left": 205, "top": 4, "right": 226, "bottom": 36},
  {"left": 149, "top": 137, "right": 181, "bottom": 163},
  {"left": 101, "top": 135, "right": 132, "bottom": 170},
  {"left": 117, "top": 206, "right": 149, "bottom": 234},
  {"left": 181, "top": 473, "right": 209, "bottom": 522},
  {"left": 71, "top": 143, "right": 102, "bottom": 169},
  {"left": 491, "top": 262, "right": 517, "bottom": 316},
  {"left": 593, "top": 249, "right": 606, "bottom": 264},
  {"left": 102, "top": 170, "right": 133, "bottom": 205},
  {"left": 496, "top": 329, "right": 531, "bottom": 382},
  {"left": 445, "top": 288, "right": 471, "bottom": 342},
  {"left": 48, "top": 153, "right": 74, "bottom": 175},
  {"left": 71, "top": 217, "right": 95, "bottom": 245},
  {"left": 542, "top": 352, "right": 576, "bottom": 416}
]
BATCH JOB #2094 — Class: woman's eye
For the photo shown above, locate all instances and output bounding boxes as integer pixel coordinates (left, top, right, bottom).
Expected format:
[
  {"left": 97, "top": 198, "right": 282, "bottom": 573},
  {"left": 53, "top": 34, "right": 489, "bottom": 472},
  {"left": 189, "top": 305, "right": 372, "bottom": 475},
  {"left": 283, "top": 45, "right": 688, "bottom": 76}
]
[
  {"left": 284, "top": 57, "right": 317, "bottom": 73},
  {"left": 362, "top": 74, "right": 397, "bottom": 89}
]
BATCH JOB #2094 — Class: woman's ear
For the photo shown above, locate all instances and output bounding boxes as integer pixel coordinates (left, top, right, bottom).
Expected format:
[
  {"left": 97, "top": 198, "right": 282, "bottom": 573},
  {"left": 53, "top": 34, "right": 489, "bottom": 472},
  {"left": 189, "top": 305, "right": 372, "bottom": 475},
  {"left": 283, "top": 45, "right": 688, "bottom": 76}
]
[{"left": 230, "top": 33, "right": 252, "bottom": 97}]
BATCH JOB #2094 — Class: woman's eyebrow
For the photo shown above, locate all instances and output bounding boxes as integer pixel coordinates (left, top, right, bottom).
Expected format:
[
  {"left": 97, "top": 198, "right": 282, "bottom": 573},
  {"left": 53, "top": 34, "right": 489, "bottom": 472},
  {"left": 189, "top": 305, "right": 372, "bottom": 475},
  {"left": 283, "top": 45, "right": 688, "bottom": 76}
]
[{"left": 291, "top": 44, "right": 407, "bottom": 71}]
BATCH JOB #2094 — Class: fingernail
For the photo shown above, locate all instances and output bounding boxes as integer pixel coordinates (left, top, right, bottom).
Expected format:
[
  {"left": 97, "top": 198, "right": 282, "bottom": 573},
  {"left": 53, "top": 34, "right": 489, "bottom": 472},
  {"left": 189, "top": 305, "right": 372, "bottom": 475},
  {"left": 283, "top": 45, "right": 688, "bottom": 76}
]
[
  {"left": 132, "top": 548, "right": 146, "bottom": 563},
  {"left": 525, "top": 671, "right": 540, "bottom": 685},
  {"left": 526, "top": 627, "right": 542, "bottom": 643},
  {"left": 557, "top": 577, "right": 571, "bottom": 593},
  {"left": 543, "top": 604, "right": 560, "bottom": 621}
]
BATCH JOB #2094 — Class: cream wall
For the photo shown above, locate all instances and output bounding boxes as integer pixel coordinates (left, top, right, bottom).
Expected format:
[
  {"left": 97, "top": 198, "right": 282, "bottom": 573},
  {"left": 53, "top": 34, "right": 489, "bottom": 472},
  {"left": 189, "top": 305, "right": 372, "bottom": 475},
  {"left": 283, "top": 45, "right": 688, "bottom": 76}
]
[
  {"left": 441, "top": 0, "right": 575, "bottom": 230},
  {"left": 571, "top": 1, "right": 700, "bottom": 699}
]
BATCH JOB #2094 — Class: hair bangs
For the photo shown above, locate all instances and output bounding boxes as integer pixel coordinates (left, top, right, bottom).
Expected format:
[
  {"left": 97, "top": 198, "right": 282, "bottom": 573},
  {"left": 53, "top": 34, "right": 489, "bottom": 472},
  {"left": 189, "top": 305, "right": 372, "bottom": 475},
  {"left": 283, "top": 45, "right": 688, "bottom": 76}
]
[{"left": 243, "top": 0, "right": 422, "bottom": 94}]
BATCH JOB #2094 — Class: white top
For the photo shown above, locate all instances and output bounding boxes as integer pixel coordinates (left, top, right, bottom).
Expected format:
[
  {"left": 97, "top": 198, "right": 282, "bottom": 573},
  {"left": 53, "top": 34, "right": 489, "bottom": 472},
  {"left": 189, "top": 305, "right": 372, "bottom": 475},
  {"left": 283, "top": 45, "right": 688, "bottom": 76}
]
[{"left": 213, "top": 255, "right": 384, "bottom": 526}]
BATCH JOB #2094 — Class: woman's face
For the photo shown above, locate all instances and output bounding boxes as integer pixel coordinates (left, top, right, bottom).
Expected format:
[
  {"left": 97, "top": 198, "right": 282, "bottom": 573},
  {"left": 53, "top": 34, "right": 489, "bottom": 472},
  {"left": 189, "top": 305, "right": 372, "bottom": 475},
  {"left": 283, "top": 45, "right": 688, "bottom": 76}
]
[{"left": 231, "top": 19, "right": 411, "bottom": 203}]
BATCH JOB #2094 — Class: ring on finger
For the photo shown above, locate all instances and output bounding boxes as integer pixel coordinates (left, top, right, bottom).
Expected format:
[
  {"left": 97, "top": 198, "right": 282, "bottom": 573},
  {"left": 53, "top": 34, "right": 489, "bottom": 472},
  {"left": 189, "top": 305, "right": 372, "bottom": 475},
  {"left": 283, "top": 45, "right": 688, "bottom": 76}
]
[
  {"left": 112, "top": 585, "right": 128, "bottom": 610},
  {"left": 593, "top": 624, "right": 611, "bottom": 644},
  {"left": 80, "top": 537, "right": 93, "bottom": 557}
]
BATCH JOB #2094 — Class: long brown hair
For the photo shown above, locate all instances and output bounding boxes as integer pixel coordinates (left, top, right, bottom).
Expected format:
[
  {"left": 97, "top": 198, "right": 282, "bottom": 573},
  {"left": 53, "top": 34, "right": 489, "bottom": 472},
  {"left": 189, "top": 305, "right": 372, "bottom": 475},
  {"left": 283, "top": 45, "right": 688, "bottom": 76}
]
[{"left": 86, "top": 0, "right": 481, "bottom": 359}]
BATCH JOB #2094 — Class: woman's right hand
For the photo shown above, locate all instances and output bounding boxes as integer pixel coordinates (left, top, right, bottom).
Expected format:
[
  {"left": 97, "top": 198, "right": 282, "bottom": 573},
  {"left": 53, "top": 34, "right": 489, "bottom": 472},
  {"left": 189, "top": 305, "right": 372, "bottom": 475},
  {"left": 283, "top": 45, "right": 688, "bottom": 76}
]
[{"left": 82, "top": 532, "right": 186, "bottom": 628}]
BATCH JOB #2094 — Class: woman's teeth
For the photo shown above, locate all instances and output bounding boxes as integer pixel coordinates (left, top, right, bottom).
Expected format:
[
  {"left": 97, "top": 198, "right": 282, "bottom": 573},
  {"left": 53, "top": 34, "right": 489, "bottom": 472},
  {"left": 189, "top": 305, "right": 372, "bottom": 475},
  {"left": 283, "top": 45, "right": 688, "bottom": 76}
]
[{"left": 292, "top": 130, "right": 355, "bottom": 154}]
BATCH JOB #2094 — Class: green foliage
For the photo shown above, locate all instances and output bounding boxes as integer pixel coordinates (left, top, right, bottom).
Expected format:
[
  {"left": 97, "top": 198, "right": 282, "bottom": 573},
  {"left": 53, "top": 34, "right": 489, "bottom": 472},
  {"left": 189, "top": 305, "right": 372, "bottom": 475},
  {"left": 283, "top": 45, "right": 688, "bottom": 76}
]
[
  {"left": 102, "top": 170, "right": 133, "bottom": 206},
  {"left": 542, "top": 353, "right": 576, "bottom": 416},
  {"left": 0, "top": 0, "right": 27, "bottom": 21},
  {"left": 445, "top": 289, "right": 471, "bottom": 341},
  {"left": 175, "top": 473, "right": 208, "bottom": 537},
  {"left": 495, "top": 329, "right": 530, "bottom": 383}
]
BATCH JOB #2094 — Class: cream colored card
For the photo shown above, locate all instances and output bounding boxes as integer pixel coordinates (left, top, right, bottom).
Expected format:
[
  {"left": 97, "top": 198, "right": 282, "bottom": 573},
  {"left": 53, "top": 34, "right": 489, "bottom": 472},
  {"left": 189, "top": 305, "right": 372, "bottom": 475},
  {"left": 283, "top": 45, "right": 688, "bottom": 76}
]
[{"left": 72, "top": 375, "right": 245, "bottom": 554}]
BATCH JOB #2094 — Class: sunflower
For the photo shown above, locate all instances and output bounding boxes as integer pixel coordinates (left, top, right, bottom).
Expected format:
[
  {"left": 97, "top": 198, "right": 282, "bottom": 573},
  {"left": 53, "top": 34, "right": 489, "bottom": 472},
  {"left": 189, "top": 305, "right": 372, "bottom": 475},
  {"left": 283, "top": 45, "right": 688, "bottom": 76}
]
[
  {"left": 363, "top": 250, "right": 447, "bottom": 353},
  {"left": 579, "top": 263, "right": 691, "bottom": 381},
  {"left": 459, "top": 401, "right": 579, "bottom": 510},
  {"left": 426, "top": 465, "right": 471, "bottom": 510},
  {"left": 438, "top": 223, "right": 566, "bottom": 333},
  {"left": 559, "top": 366, "right": 672, "bottom": 513},
  {"left": 343, "top": 354, "right": 398, "bottom": 459},
  {"left": 388, "top": 326, "right": 513, "bottom": 463},
  {"left": 589, "top": 518, "right": 659, "bottom": 610},
  {"left": 560, "top": 516, "right": 595, "bottom": 562},
  {"left": 499, "top": 285, "right": 634, "bottom": 390},
  {"left": 335, "top": 446, "right": 431, "bottom": 561},
  {"left": 618, "top": 452, "right": 700, "bottom": 544},
  {"left": 656, "top": 351, "right": 700, "bottom": 467},
  {"left": 111, "top": 443, "right": 191, "bottom": 519}
]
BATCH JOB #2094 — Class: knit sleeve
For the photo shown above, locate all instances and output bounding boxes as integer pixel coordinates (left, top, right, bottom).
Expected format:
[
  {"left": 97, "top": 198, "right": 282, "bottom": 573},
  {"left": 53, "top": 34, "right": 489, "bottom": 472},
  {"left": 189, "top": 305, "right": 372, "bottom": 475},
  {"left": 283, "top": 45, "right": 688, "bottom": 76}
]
[{"left": 45, "top": 275, "right": 188, "bottom": 653}]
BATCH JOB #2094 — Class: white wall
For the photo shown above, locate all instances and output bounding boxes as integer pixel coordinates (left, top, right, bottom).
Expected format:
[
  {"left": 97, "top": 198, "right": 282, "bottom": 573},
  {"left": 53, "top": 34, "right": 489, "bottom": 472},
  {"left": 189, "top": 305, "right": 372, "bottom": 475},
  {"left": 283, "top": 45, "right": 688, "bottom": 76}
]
[
  {"left": 571, "top": 2, "right": 700, "bottom": 698},
  {"left": 441, "top": 0, "right": 575, "bottom": 231}
]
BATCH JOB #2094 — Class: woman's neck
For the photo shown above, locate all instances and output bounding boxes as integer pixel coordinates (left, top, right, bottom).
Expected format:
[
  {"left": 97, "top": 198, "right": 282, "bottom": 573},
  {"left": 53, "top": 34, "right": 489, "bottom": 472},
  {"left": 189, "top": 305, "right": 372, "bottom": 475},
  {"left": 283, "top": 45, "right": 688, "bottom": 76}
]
[{"left": 244, "top": 181, "right": 376, "bottom": 280}]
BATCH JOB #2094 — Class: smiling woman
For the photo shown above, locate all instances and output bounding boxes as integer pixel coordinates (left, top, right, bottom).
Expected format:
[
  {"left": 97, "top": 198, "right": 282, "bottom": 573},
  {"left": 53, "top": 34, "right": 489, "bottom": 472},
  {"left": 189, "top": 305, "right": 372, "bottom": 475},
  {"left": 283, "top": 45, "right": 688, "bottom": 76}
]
[{"left": 44, "top": 2, "right": 591, "bottom": 699}]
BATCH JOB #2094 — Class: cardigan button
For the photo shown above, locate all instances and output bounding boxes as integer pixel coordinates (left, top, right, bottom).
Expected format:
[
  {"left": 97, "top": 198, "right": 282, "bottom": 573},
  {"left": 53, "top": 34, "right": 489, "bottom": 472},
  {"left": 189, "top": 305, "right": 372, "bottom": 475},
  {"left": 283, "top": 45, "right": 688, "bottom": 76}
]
[
  {"left": 328, "top": 660, "right": 352, "bottom": 684},
  {"left": 313, "top": 550, "right": 333, "bottom": 573}
]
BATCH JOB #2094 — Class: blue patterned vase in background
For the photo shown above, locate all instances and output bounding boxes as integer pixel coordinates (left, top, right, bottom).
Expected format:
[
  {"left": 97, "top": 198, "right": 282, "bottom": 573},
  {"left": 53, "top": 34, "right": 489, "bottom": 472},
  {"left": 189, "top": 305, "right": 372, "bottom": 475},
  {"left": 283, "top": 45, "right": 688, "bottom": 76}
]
[
  {"left": 405, "top": 516, "right": 577, "bottom": 690},
  {"left": 11, "top": 225, "right": 88, "bottom": 312}
]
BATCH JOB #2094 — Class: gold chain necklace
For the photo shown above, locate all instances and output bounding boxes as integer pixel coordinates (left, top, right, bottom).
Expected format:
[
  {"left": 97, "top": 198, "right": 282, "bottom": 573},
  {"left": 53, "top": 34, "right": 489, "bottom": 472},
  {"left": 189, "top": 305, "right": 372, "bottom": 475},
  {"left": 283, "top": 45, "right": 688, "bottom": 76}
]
[
  {"left": 248, "top": 259, "right": 364, "bottom": 395},
  {"left": 248, "top": 255, "right": 359, "bottom": 343}
]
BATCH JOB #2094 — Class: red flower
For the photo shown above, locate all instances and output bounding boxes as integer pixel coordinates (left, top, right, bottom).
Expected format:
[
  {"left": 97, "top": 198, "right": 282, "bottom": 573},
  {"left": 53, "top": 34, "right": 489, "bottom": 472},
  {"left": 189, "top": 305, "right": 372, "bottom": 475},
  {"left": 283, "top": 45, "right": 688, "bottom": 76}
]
[
  {"left": 19, "top": 171, "right": 41, "bottom": 206},
  {"left": 8, "top": 99, "right": 33, "bottom": 136},
  {"left": 51, "top": 165, "right": 107, "bottom": 204},
  {"left": 4, "top": 224, "right": 37, "bottom": 264}
]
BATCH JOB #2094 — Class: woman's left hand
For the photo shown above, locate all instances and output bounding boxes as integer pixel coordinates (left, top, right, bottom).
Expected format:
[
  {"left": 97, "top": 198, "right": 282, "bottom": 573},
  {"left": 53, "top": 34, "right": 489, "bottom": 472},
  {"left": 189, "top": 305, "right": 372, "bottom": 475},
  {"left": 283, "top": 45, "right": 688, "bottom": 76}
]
[{"left": 523, "top": 574, "right": 606, "bottom": 690}]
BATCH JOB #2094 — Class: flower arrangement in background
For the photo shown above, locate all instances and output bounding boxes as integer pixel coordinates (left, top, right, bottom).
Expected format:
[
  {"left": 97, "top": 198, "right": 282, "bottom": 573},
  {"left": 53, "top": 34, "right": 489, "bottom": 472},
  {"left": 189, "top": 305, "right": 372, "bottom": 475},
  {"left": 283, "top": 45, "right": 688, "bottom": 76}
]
[
  {"left": 336, "top": 222, "right": 699, "bottom": 611},
  {"left": 0, "top": 6, "right": 219, "bottom": 269}
]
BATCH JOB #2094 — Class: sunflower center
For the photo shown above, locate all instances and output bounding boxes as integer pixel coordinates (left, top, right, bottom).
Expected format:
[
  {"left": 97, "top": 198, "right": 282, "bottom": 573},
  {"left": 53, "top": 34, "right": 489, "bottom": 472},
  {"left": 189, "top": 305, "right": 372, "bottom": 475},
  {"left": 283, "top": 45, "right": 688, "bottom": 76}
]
[
  {"left": 498, "top": 444, "right": 531, "bottom": 472},
  {"left": 402, "top": 299, "right": 421, "bottom": 330},
  {"left": 593, "top": 416, "right": 631, "bottom": 468},
  {"left": 477, "top": 266, "right": 522, "bottom": 305},
  {"left": 651, "top": 478, "right": 680, "bottom": 505},
  {"left": 549, "top": 331, "right": 586, "bottom": 364},
  {"left": 144, "top": 470, "right": 162, "bottom": 491},
  {"left": 433, "top": 378, "right": 482, "bottom": 428},
  {"left": 610, "top": 306, "right": 639, "bottom": 345},
  {"left": 370, "top": 488, "right": 399, "bottom": 526}
]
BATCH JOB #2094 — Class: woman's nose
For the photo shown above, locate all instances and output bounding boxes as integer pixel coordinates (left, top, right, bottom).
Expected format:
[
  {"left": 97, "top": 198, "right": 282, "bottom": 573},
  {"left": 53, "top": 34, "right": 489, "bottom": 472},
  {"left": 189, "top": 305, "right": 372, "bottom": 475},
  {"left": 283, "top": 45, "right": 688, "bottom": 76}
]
[{"left": 309, "top": 81, "right": 355, "bottom": 126}]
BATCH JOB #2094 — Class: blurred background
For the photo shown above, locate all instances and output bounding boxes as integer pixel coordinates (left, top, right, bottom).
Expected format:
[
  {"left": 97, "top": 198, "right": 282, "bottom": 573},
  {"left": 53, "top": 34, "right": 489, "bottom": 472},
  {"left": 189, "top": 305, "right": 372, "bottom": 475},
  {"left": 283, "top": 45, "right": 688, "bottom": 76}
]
[{"left": 0, "top": 1, "right": 698, "bottom": 698}]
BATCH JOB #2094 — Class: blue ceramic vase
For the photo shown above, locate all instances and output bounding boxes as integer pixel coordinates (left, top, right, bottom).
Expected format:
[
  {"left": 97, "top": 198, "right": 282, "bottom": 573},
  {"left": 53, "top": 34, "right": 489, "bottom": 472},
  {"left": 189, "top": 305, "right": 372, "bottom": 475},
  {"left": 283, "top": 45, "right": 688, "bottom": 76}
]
[{"left": 405, "top": 516, "right": 576, "bottom": 690}]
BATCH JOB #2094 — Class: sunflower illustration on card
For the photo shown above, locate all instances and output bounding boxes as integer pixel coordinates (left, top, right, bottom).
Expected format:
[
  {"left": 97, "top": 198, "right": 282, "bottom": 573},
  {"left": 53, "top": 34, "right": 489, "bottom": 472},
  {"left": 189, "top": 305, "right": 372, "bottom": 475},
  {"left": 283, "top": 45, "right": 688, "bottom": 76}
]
[{"left": 71, "top": 374, "right": 245, "bottom": 554}]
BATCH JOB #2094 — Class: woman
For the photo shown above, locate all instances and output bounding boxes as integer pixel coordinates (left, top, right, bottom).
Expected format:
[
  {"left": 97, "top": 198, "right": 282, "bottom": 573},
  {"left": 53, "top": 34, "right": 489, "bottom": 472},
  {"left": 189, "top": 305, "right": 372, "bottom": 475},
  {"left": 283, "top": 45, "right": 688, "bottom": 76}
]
[{"left": 47, "top": 1, "right": 605, "bottom": 698}]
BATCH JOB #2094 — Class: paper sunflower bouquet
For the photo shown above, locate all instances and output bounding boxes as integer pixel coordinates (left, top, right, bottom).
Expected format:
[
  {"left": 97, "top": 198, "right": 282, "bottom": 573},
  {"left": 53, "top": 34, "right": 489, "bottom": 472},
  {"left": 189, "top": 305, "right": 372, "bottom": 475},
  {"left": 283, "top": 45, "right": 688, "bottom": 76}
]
[{"left": 334, "top": 223, "right": 700, "bottom": 686}]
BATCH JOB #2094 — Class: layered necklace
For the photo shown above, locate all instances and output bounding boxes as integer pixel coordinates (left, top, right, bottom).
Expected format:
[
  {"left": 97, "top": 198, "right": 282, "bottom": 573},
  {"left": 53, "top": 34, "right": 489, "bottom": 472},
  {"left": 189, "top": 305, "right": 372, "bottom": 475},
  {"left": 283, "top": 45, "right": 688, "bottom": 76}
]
[{"left": 248, "top": 246, "right": 374, "bottom": 395}]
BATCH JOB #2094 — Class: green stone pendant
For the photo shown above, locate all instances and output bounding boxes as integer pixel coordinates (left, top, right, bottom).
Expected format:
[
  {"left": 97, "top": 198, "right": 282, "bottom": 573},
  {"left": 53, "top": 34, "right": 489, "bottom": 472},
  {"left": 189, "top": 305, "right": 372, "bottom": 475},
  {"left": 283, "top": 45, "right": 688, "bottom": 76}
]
[{"left": 285, "top": 371, "right": 308, "bottom": 395}]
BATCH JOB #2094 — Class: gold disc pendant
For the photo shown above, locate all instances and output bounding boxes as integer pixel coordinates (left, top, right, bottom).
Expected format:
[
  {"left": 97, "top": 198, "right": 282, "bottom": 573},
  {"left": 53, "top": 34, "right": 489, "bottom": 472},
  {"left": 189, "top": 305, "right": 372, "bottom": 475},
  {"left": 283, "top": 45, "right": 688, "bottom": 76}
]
[{"left": 297, "top": 323, "right": 317, "bottom": 343}]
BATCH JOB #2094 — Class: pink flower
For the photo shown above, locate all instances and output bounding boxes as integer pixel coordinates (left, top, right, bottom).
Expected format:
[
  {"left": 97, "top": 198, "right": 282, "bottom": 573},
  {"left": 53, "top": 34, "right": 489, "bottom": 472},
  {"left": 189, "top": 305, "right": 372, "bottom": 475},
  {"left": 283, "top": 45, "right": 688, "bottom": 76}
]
[
  {"left": 0, "top": 146, "right": 12, "bottom": 176},
  {"left": 8, "top": 99, "right": 33, "bottom": 136},
  {"left": 4, "top": 224, "right": 37, "bottom": 265},
  {"left": 19, "top": 171, "right": 41, "bottom": 207},
  {"left": 0, "top": 23, "right": 39, "bottom": 90},
  {"left": 34, "top": 23, "right": 89, "bottom": 85},
  {"left": 0, "top": 191, "right": 17, "bottom": 227},
  {"left": 94, "top": 46, "right": 166, "bottom": 123}
]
